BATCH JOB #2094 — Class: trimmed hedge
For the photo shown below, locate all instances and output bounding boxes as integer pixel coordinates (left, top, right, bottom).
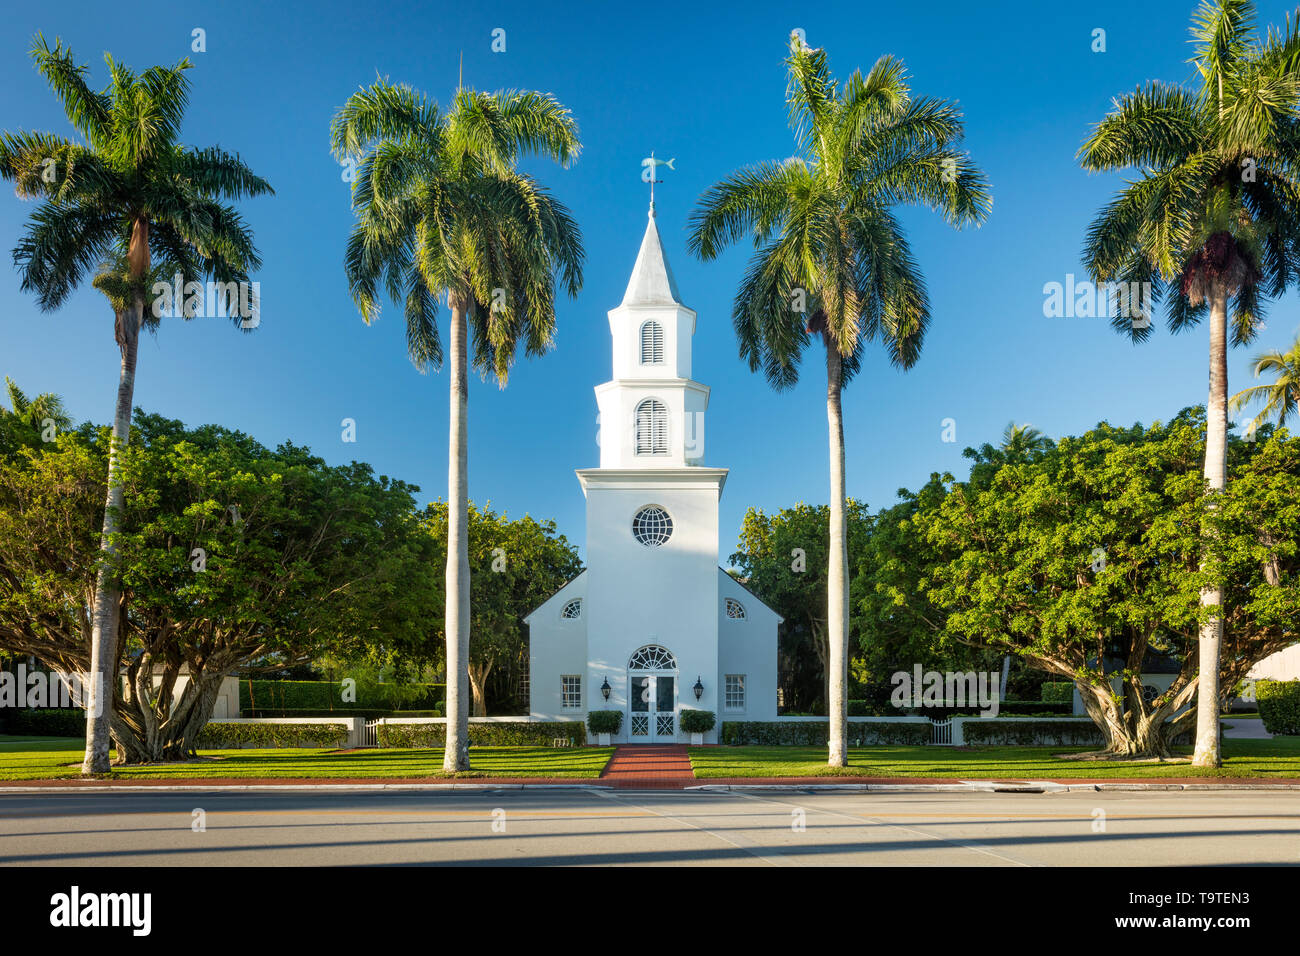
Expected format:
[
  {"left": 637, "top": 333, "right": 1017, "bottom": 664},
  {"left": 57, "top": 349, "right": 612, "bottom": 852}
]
[
  {"left": 961, "top": 719, "right": 1104, "bottom": 747},
  {"left": 241, "top": 707, "right": 443, "bottom": 719},
  {"left": 1257, "top": 680, "right": 1300, "bottom": 736},
  {"left": 197, "top": 722, "right": 349, "bottom": 749},
  {"left": 1040, "top": 682, "right": 1074, "bottom": 704},
  {"left": 586, "top": 710, "right": 623, "bottom": 735},
  {"left": 240, "top": 679, "right": 444, "bottom": 714},
  {"left": 10, "top": 708, "right": 85, "bottom": 738},
  {"left": 679, "top": 709, "right": 716, "bottom": 734},
  {"left": 721, "top": 721, "right": 930, "bottom": 746},
  {"left": 960, "top": 719, "right": 1193, "bottom": 747},
  {"left": 376, "top": 721, "right": 586, "bottom": 748}
]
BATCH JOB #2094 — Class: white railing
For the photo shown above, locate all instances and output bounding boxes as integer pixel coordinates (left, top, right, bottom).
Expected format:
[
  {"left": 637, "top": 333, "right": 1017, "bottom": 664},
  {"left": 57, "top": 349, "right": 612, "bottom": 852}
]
[{"left": 930, "top": 717, "right": 954, "bottom": 745}]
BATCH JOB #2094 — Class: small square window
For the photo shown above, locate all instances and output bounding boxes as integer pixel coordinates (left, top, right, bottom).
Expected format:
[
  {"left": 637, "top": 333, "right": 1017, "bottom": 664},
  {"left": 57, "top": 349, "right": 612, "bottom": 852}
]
[
  {"left": 725, "top": 674, "right": 746, "bottom": 712},
  {"left": 561, "top": 675, "right": 582, "bottom": 710}
]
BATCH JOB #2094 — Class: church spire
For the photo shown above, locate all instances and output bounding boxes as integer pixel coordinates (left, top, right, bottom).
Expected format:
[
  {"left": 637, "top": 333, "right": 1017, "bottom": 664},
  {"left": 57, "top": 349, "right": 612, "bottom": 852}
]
[{"left": 622, "top": 207, "right": 684, "bottom": 307}]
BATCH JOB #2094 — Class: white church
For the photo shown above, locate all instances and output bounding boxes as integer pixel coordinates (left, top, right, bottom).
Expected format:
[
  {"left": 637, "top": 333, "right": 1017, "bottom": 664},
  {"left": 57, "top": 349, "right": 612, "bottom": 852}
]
[{"left": 526, "top": 205, "right": 781, "bottom": 743}]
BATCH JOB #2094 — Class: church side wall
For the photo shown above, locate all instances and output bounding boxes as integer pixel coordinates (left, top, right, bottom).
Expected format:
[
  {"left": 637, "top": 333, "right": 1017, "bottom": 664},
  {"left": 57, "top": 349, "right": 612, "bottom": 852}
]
[
  {"left": 527, "top": 577, "right": 589, "bottom": 720},
  {"left": 717, "top": 572, "right": 780, "bottom": 721}
]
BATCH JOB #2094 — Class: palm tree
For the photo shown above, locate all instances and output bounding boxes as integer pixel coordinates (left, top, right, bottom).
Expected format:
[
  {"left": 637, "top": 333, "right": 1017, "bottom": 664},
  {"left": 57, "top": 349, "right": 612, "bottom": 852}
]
[
  {"left": 1000, "top": 422, "right": 1054, "bottom": 461},
  {"left": 1231, "top": 334, "right": 1300, "bottom": 433},
  {"left": 0, "top": 36, "right": 271, "bottom": 774},
  {"left": 1077, "top": 0, "right": 1300, "bottom": 767},
  {"left": 688, "top": 36, "right": 991, "bottom": 766},
  {"left": 329, "top": 78, "right": 582, "bottom": 771},
  {"left": 0, "top": 377, "right": 73, "bottom": 435}
]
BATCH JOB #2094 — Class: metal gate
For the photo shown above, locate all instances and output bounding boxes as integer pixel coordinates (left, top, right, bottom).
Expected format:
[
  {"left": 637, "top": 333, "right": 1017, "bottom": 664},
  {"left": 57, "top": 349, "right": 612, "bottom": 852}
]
[{"left": 363, "top": 719, "right": 381, "bottom": 747}]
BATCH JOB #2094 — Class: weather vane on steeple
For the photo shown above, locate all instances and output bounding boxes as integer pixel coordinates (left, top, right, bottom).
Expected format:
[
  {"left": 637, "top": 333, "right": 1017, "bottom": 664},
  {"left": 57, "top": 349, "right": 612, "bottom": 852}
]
[{"left": 641, "top": 151, "right": 675, "bottom": 214}]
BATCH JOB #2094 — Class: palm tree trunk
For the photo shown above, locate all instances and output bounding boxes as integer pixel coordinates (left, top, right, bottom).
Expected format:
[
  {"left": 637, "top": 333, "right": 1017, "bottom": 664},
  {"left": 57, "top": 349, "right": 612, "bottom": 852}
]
[
  {"left": 81, "top": 304, "right": 140, "bottom": 774},
  {"left": 83, "top": 219, "right": 151, "bottom": 776},
  {"left": 1193, "top": 283, "right": 1229, "bottom": 769},
  {"left": 443, "top": 292, "right": 471, "bottom": 772},
  {"left": 825, "top": 346, "right": 849, "bottom": 767}
]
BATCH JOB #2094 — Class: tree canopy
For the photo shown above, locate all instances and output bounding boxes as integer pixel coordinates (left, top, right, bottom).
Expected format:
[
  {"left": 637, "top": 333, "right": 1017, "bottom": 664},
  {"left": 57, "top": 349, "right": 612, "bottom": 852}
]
[{"left": 0, "top": 409, "right": 436, "bottom": 761}]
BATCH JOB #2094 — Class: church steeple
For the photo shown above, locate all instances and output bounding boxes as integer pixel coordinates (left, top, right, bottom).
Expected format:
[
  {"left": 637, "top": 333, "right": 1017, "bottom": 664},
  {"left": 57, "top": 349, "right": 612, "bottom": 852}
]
[
  {"left": 622, "top": 207, "right": 684, "bottom": 307},
  {"left": 592, "top": 207, "right": 709, "bottom": 469}
]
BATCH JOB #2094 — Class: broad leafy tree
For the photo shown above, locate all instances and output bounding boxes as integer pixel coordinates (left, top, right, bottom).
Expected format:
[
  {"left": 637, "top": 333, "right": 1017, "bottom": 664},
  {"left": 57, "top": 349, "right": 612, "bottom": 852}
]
[
  {"left": 912, "top": 410, "right": 1298, "bottom": 757},
  {"left": 850, "top": 478, "right": 996, "bottom": 710},
  {"left": 689, "top": 35, "right": 990, "bottom": 764},
  {"left": 1077, "top": 0, "right": 1300, "bottom": 765},
  {"left": 731, "top": 501, "right": 871, "bottom": 713},
  {"left": 330, "top": 78, "right": 582, "bottom": 770},
  {"left": 0, "top": 411, "right": 436, "bottom": 762},
  {"left": 418, "top": 502, "right": 581, "bottom": 715},
  {"left": 0, "top": 37, "right": 271, "bottom": 773}
]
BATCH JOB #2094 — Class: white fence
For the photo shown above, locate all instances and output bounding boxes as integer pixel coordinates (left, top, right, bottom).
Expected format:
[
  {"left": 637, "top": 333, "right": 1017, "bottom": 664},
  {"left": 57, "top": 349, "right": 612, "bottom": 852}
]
[{"left": 930, "top": 718, "right": 954, "bottom": 745}]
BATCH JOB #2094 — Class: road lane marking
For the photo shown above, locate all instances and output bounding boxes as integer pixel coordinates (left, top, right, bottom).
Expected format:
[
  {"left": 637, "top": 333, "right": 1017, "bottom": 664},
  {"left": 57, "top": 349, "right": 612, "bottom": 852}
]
[
  {"left": 730, "top": 791, "right": 1039, "bottom": 866},
  {"left": 592, "top": 790, "right": 795, "bottom": 866}
]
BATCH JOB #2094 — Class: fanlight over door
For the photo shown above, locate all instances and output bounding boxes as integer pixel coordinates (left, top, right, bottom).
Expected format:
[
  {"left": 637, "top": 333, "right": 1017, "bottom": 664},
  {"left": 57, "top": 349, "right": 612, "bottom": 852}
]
[{"left": 628, "top": 645, "right": 678, "bottom": 742}]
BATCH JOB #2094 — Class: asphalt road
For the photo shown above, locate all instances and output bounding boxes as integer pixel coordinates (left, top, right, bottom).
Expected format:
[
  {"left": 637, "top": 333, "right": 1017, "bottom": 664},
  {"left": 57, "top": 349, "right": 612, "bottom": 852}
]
[{"left": 0, "top": 788, "right": 1297, "bottom": 866}]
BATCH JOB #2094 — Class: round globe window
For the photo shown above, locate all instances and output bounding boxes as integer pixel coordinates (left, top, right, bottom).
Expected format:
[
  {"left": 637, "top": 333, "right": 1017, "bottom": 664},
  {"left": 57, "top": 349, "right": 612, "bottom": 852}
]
[{"left": 632, "top": 505, "right": 673, "bottom": 547}]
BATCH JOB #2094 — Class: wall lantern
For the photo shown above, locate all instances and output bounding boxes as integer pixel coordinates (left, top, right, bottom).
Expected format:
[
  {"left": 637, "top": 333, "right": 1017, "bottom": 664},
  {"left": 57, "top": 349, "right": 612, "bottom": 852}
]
[
  {"left": 693, "top": 676, "right": 704, "bottom": 700},
  {"left": 601, "top": 677, "right": 611, "bottom": 701}
]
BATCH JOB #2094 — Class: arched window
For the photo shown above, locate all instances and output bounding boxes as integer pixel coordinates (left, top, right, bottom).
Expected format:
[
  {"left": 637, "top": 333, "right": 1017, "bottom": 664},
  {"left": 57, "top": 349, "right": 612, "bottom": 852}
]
[
  {"left": 635, "top": 399, "right": 669, "bottom": 455},
  {"left": 632, "top": 505, "right": 673, "bottom": 547},
  {"left": 561, "top": 598, "right": 582, "bottom": 620},
  {"left": 628, "top": 645, "right": 678, "bottom": 670},
  {"left": 725, "top": 598, "right": 747, "bottom": 620},
  {"left": 639, "top": 321, "right": 664, "bottom": 364}
]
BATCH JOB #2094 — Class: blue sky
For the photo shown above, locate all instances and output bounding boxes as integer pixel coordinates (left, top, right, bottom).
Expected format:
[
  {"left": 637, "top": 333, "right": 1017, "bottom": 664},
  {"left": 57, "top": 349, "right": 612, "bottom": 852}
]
[{"left": 2, "top": 0, "right": 1298, "bottom": 562}]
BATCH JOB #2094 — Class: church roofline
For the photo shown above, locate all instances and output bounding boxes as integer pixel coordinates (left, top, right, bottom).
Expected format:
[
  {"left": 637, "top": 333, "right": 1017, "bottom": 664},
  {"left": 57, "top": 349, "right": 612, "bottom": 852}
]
[
  {"left": 621, "top": 208, "right": 684, "bottom": 307},
  {"left": 575, "top": 467, "right": 728, "bottom": 497},
  {"left": 594, "top": 378, "right": 710, "bottom": 397},
  {"left": 720, "top": 567, "right": 785, "bottom": 623},
  {"left": 523, "top": 568, "right": 588, "bottom": 624},
  {"left": 608, "top": 301, "right": 697, "bottom": 317}
]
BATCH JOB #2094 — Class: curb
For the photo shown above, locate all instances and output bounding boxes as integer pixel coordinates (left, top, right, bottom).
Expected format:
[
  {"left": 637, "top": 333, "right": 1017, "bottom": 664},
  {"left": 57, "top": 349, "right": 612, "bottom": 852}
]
[
  {"left": 0, "top": 783, "right": 616, "bottom": 794},
  {"left": 1, "top": 779, "right": 1295, "bottom": 794},
  {"left": 687, "top": 780, "right": 1300, "bottom": 793}
]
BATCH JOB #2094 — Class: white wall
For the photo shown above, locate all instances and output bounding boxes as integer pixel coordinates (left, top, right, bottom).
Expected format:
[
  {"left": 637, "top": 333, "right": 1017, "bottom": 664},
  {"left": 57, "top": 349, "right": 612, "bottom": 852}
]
[
  {"left": 609, "top": 303, "right": 696, "bottom": 382},
  {"left": 1247, "top": 644, "right": 1300, "bottom": 681},
  {"left": 582, "top": 473, "right": 723, "bottom": 742},
  {"left": 135, "top": 672, "right": 239, "bottom": 718},
  {"left": 717, "top": 571, "right": 780, "bottom": 721},
  {"left": 526, "top": 571, "right": 588, "bottom": 720}
]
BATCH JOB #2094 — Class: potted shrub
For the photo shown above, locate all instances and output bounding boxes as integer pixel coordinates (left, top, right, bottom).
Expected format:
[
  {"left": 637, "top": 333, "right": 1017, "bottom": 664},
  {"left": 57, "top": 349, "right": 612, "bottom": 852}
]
[
  {"left": 586, "top": 710, "right": 623, "bottom": 745},
  {"left": 679, "top": 709, "right": 715, "bottom": 745}
]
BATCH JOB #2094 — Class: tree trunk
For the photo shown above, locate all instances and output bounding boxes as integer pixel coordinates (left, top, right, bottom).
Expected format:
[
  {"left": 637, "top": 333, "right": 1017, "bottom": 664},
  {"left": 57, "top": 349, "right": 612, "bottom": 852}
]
[
  {"left": 81, "top": 293, "right": 143, "bottom": 775},
  {"left": 469, "top": 660, "right": 492, "bottom": 718},
  {"left": 825, "top": 346, "right": 849, "bottom": 767},
  {"left": 1193, "top": 283, "right": 1228, "bottom": 769},
  {"left": 110, "top": 666, "right": 227, "bottom": 762},
  {"left": 443, "top": 293, "right": 471, "bottom": 772}
]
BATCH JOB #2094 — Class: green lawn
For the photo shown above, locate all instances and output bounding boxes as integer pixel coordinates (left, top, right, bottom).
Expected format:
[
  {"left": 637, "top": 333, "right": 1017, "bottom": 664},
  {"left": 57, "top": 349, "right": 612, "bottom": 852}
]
[
  {"left": 688, "top": 738, "right": 1300, "bottom": 779},
  {"left": 0, "top": 736, "right": 615, "bottom": 781}
]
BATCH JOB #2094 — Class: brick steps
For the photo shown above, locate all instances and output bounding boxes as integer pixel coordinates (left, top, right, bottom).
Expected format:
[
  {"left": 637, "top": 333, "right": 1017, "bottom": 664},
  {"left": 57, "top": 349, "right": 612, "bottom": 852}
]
[{"left": 599, "top": 744, "right": 695, "bottom": 788}]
